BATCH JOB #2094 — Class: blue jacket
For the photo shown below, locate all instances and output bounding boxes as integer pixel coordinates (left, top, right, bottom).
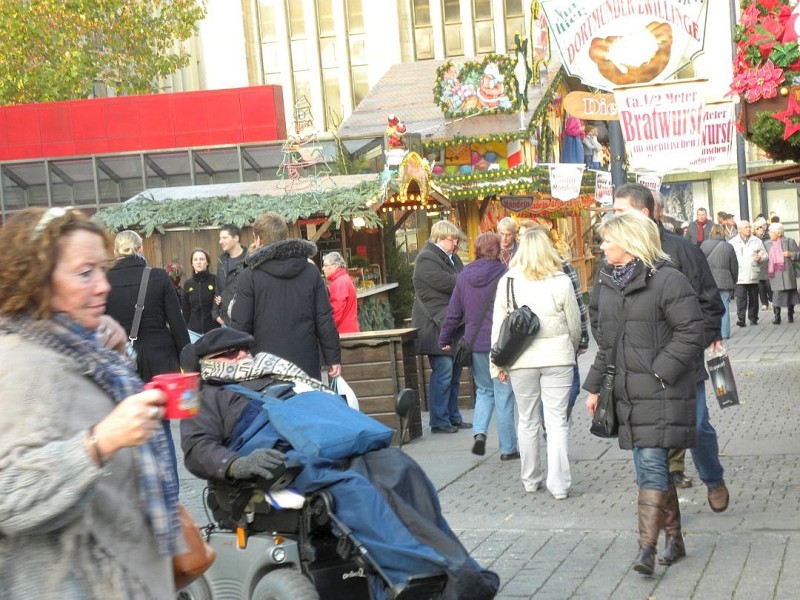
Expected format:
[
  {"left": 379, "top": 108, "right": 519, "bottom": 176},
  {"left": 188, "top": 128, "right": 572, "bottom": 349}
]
[{"left": 439, "top": 258, "right": 506, "bottom": 353}]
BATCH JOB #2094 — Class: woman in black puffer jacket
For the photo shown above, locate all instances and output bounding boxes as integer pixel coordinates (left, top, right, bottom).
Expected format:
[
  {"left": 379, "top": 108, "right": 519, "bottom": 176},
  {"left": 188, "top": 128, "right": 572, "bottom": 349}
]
[
  {"left": 583, "top": 211, "right": 704, "bottom": 576},
  {"left": 182, "top": 248, "right": 221, "bottom": 338}
]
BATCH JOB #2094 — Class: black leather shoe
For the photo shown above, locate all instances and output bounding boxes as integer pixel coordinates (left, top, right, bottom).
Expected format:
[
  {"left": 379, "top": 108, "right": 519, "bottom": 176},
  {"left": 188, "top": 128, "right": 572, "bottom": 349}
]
[
  {"left": 750, "top": 319, "right": 758, "bottom": 325},
  {"left": 451, "top": 421, "right": 472, "bottom": 429},
  {"left": 789, "top": 313, "right": 795, "bottom": 323},
  {"left": 500, "top": 451, "right": 521, "bottom": 461},
  {"left": 736, "top": 320, "right": 746, "bottom": 327},
  {"left": 471, "top": 434, "right": 486, "bottom": 456},
  {"left": 431, "top": 425, "right": 458, "bottom": 434}
]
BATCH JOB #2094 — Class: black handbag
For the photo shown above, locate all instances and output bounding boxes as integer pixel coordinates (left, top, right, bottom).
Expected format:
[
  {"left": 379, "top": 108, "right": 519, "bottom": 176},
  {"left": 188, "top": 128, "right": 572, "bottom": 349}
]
[
  {"left": 589, "top": 312, "right": 626, "bottom": 438},
  {"left": 490, "top": 278, "right": 540, "bottom": 368}
]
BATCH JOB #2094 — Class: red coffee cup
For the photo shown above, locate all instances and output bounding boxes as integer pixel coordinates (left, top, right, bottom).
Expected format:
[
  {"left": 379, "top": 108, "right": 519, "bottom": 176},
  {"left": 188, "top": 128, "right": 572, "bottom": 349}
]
[{"left": 144, "top": 372, "right": 200, "bottom": 419}]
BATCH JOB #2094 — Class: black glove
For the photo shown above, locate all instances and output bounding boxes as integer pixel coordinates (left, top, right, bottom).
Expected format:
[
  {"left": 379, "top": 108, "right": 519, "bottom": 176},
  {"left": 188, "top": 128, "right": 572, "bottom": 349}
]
[{"left": 228, "top": 448, "right": 287, "bottom": 481}]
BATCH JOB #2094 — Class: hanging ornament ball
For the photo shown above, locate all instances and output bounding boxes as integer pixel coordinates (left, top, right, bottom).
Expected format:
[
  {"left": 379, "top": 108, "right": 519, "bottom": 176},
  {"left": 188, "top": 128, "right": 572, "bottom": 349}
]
[
  {"left": 484, "top": 151, "right": 498, "bottom": 163},
  {"left": 471, "top": 151, "right": 482, "bottom": 164},
  {"left": 459, "top": 164, "right": 473, "bottom": 174},
  {"left": 781, "top": 87, "right": 789, "bottom": 96}
]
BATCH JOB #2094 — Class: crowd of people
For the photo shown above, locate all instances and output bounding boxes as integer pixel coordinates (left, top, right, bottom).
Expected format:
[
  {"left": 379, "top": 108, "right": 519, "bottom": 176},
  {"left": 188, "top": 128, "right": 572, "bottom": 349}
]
[{"left": 4, "top": 188, "right": 791, "bottom": 593}]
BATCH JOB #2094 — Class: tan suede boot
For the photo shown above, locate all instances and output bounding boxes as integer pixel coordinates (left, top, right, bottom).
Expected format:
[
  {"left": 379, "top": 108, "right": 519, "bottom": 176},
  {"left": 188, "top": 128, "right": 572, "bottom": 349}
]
[
  {"left": 633, "top": 489, "right": 667, "bottom": 575},
  {"left": 658, "top": 484, "right": 686, "bottom": 565}
]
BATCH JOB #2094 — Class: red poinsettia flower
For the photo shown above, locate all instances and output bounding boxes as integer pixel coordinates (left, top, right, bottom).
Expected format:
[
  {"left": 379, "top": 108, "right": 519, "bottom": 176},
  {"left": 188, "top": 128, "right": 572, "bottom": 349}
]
[
  {"left": 743, "top": 60, "right": 785, "bottom": 102},
  {"left": 741, "top": 3, "right": 760, "bottom": 27},
  {"left": 759, "top": 0, "right": 783, "bottom": 12}
]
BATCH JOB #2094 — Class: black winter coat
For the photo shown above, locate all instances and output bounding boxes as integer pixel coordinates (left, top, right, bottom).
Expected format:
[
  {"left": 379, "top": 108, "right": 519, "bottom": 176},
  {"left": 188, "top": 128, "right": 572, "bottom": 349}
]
[
  {"left": 105, "top": 255, "right": 190, "bottom": 382},
  {"left": 411, "top": 242, "right": 464, "bottom": 356},
  {"left": 583, "top": 261, "right": 704, "bottom": 450},
  {"left": 660, "top": 224, "right": 724, "bottom": 350},
  {"left": 230, "top": 239, "right": 340, "bottom": 377},
  {"left": 214, "top": 249, "right": 248, "bottom": 325},
  {"left": 182, "top": 270, "right": 221, "bottom": 334}
]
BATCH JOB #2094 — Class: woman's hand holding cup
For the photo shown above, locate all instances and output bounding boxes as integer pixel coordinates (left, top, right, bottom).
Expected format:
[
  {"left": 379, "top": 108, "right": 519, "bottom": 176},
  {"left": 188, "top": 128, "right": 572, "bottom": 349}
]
[{"left": 92, "top": 389, "right": 167, "bottom": 459}]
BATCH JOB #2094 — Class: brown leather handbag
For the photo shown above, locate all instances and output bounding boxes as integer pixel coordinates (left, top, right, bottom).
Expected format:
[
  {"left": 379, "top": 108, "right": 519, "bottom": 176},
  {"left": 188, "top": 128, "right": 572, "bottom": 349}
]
[{"left": 173, "top": 503, "right": 216, "bottom": 591}]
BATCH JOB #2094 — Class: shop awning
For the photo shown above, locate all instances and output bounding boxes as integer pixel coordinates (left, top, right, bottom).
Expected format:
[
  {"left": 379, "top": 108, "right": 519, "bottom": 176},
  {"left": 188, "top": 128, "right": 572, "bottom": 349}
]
[{"left": 744, "top": 163, "right": 800, "bottom": 183}]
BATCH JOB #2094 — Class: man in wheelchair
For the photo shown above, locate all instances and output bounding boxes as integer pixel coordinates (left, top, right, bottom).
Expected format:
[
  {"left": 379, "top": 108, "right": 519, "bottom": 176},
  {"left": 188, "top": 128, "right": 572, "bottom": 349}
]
[{"left": 180, "top": 329, "right": 499, "bottom": 600}]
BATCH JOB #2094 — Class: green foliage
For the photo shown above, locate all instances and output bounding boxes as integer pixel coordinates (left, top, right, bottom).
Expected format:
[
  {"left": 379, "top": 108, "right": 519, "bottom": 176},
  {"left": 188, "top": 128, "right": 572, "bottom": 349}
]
[
  {"left": 384, "top": 230, "right": 415, "bottom": 328},
  {"left": 0, "top": 0, "right": 206, "bottom": 104},
  {"left": 94, "top": 180, "right": 384, "bottom": 235},
  {"left": 750, "top": 111, "right": 800, "bottom": 162},
  {"left": 357, "top": 296, "right": 394, "bottom": 332}
]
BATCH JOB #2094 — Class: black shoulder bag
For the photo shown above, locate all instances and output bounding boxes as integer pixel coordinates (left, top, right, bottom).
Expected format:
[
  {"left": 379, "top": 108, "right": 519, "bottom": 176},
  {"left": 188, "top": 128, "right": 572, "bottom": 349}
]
[
  {"left": 125, "top": 267, "right": 151, "bottom": 365},
  {"left": 489, "top": 278, "right": 540, "bottom": 368},
  {"left": 589, "top": 309, "right": 626, "bottom": 438}
]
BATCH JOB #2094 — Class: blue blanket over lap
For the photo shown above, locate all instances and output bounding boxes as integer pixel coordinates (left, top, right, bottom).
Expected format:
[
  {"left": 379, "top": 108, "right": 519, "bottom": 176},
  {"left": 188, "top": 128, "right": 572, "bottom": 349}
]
[{"left": 227, "top": 390, "right": 499, "bottom": 600}]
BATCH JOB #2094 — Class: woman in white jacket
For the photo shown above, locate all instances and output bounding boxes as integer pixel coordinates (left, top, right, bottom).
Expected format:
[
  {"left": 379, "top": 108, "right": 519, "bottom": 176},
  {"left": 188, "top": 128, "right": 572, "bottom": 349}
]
[{"left": 490, "top": 228, "right": 581, "bottom": 499}]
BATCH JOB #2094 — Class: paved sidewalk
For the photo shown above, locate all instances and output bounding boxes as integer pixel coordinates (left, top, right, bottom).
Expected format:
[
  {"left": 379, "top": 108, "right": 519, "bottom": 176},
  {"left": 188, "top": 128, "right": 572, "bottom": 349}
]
[{"left": 178, "top": 306, "right": 800, "bottom": 599}]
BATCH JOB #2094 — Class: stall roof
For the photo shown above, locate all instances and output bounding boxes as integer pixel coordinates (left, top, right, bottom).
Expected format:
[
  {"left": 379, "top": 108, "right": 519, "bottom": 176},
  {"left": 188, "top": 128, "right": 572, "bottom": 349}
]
[
  {"left": 126, "top": 174, "right": 377, "bottom": 202},
  {"left": 338, "top": 58, "right": 564, "bottom": 141},
  {"left": 744, "top": 163, "right": 800, "bottom": 183}
]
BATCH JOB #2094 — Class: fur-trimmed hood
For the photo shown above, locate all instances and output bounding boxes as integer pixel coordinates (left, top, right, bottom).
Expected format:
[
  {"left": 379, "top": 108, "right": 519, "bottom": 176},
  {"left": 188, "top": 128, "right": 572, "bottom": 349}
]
[{"left": 245, "top": 238, "right": 318, "bottom": 279}]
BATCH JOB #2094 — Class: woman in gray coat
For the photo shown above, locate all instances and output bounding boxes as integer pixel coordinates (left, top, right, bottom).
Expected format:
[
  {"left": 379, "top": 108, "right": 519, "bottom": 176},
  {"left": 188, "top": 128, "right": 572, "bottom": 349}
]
[
  {"left": 764, "top": 222, "right": 800, "bottom": 324},
  {"left": 584, "top": 211, "right": 704, "bottom": 576},
  {"left": 700, "top": 225, "right": 738, "bottom": 339}
]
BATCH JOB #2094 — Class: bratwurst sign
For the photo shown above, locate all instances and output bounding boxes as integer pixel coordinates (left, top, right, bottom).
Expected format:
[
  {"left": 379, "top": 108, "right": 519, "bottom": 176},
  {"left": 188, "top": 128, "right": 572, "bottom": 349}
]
[
  {"left": 613, "top": 79, "right": 706, "bottom": 172},
  {"left": 541, "top": 0, "right": 709, "bottom": 92}
]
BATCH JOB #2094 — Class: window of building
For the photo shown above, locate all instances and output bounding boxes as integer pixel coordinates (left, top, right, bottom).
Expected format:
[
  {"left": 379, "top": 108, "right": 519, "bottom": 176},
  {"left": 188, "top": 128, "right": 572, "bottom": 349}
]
[
  {"left": 504, "top": 0, "right": 525, "bottom": 52},
  {"left": 473, "top": 0, "right": 494, "bottom": 54},
  {"left": 346, "top": 0, "right": 367, "bottom": 114},
  {"left": 288, "top": 0, "right": 305, "bottom": 38},
  {"left": 258, "top": 0, "right": 281, "bottom": 80},
  {"left": 412, "top": 0, "right": 434, "bottom": 60},
  {"left": 443, "top": 0, "right": 463, "bottom": 57}
]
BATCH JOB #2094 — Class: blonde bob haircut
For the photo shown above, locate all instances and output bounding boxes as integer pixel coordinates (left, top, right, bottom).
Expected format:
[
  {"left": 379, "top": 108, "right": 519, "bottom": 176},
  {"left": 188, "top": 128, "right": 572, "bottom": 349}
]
[
  {"left": 114, "top": 230, "right": 142, "bottom": 257},
  {"left": 601, "top": 211, "right": 670, "bottom": 270},
  {"left": 429, "top": 220, "right": 463, "bottom": 245},
  {"left": 508, "top": 227, "right": 563, "bottom": 280}
]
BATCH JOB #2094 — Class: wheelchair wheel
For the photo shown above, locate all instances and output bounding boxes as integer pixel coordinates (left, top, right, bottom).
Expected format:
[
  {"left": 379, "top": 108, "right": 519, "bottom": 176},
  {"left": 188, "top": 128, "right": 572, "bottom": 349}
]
[
  {"left": 252, "top": 568, "right": 319, "bottom": 600},
  {"left": 176, "top": 576, "right": 212, "bottom": 600}
]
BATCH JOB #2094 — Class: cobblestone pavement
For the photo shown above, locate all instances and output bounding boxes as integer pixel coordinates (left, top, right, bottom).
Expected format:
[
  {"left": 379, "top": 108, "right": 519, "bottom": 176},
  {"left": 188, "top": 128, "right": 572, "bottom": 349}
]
[{"left": 178, "top": 305, "right": 800, "bottom": 599}]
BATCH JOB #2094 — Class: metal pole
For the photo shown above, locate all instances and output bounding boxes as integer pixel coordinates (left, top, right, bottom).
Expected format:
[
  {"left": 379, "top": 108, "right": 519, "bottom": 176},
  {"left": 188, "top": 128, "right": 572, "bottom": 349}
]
[
  {"left": 608, "top": 120, "right": 627, "bottom": 187},
  {"left": 730, "top": 0, "right": 750, "bottom": 220}
]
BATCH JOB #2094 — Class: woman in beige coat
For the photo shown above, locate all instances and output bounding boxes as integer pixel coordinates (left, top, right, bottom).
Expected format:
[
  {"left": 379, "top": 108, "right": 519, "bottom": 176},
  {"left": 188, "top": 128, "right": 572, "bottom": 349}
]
[{"left": 490, "top": 228, "right": 581, "bottom": 499}]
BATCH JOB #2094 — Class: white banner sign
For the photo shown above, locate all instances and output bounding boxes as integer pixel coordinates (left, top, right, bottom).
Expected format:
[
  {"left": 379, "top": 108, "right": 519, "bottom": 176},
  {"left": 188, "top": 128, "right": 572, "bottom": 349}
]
[
  {"left": 595, "top": 171, "right": 613, "bottom": 206},
  {"left": 614, "top": 79, "right": 707, "bottom": 172},
  {"left": 688, "top": 102, "right": 735, "bottom": 171},
  {"left": 636, "top": 173, "right": 663, "bottom": 195},
  {"left": 541, "top": 0, "right": 708, "bottom": 92},
  {"left": 548, "top": 164, "right": 585, "bottom": 201}
]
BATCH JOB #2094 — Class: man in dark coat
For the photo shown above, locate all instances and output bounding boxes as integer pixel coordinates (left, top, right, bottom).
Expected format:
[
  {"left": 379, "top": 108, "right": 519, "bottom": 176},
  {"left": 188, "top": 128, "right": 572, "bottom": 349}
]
[
  {"left": 214, "top": 224, "right": 248, "bottom": 326},
  {"left": 411, "top": 220, "right": 470, "bottom": 433},
  {"left": 613, "top": 184, "right": 730, "bottom": 523},
  {"left": 684, "top": 208, "right": 713, "bottom": 246},
  {"left": 179, "top": 328, "right": 500, "bottom": 600},
  {"left": 230, "top": 212, "right": 340, "bottom": 379}
]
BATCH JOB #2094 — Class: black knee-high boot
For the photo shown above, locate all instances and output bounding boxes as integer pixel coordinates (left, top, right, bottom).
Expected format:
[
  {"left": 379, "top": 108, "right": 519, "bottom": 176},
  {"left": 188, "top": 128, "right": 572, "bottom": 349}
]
[
  {"left": 789, "top": 306, "right": 795, "bottom": 323},
  {"left": 773, "top": 307, "right": 782, "bottom": 325}
]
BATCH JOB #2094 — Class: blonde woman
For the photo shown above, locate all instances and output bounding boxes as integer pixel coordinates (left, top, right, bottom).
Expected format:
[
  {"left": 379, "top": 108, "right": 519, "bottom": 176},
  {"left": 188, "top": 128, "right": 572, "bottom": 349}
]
[
  {"left": 583, "top": 211, "right": 704, "bottom": 575},
  {"left": 490, "top": 228, "right": 580, "bottom": 499}
]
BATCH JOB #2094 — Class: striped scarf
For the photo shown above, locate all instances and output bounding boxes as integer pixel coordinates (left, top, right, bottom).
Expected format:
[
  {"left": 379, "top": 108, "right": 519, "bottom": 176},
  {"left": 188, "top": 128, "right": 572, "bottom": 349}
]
[
  {"left": 200, "top": 351, "right": 332, "bottom": 393},
  {"left": 0, "top": 312, "right": 180, "bottom": 556}
]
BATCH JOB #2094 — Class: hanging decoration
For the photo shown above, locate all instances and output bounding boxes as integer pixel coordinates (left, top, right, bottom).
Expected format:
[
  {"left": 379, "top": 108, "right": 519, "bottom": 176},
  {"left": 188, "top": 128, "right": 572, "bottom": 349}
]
[
  {"left": 277, "top": 96, "right": 334, "bottom": 193},
  {"left": 731, "top": 0, "right": 800, "bottom": 161},
  {"left": 513, "top": 33, "right": 533, "bottom": 110},
  {"left": 433, "top": 54, "right": 521, "bottom": 117},
  {"left": 530, "top": 0, "right": 551, "bottom": 86}
]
